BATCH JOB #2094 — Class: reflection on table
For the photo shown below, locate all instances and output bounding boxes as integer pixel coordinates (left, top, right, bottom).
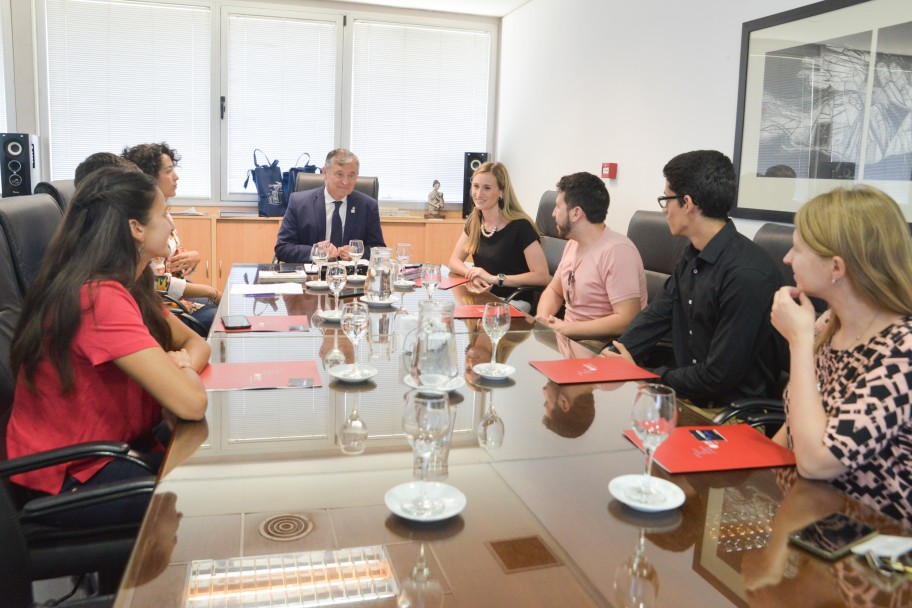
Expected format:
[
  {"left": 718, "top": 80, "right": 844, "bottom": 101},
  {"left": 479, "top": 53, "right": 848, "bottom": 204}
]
[{"left": 115, "top": 264, "right": 912, "bottom": 608}]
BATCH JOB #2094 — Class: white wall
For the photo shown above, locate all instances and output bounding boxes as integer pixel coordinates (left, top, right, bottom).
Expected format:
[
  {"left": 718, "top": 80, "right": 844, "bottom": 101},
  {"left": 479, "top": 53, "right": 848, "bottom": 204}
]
[{"left": 497, "top": 0, "right": 812, "bottom": 236}]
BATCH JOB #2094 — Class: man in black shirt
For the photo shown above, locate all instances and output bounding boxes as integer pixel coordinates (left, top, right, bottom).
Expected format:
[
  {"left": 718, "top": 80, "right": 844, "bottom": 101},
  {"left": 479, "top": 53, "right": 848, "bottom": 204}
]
[{"left": 602, "top": 150, "right": 785, "bottom": 406}]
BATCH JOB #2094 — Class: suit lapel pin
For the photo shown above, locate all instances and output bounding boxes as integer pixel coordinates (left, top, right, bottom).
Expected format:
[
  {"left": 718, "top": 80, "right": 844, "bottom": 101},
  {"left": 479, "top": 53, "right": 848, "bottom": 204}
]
[{"left": 350, "top": 207, "right": 356, "bottom": 214}]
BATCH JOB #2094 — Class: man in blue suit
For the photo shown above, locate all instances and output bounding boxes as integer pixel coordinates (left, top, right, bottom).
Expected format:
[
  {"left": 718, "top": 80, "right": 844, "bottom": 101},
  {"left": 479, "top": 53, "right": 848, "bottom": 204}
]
[{"left": 275, "top": 148, "right": 385, "bottom": 262}]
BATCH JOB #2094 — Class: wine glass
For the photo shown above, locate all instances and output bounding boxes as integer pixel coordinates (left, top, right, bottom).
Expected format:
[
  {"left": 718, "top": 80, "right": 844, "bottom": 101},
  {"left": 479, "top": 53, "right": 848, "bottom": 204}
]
[
  {"left": 612, "top": 528, "right": 659, "bottom": 608},
  {"left": 326, "top": 262, "right": 347, "bottom": 313},
  {"left": 341, "top": 302, "right": 370, "bottom": 379},
  {"left": 627, "top": 384, "right": 677, "bottom": 504},
  {"left": 339, "top": 397, "right": 368, "bottom": 455},
  {"left": 476, "top": 390, "right": 505, "bottom": 448},
  {"left": 421, "top": 264, "right": 441, "bottom": 300},
  {"left": 312, "top": 242, "right": 331, "bottom": 282},
  {"left": 401, "top": 390, "right": 451, "bottom": 518},
  {"left": 396, "top": 243, "right": 412, "bottom": 281},
  {"left": 482, "top": 302, "right": 510, "bottom": 370},
  {"left": 322, "top": 328, "right": 347, "bottom": 369},
  {"left": 348, "top": 239, "right": 364, "bottom": 264},
  {"left": 397, "top": 543, "right": 444, "bottom": 608}
]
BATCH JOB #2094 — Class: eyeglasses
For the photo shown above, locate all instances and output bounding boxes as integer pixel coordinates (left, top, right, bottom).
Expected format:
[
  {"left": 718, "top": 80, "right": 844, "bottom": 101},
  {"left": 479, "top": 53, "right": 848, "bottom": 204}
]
[
  {"left": 567, "top": 270, "right": 575, "bottom": 304},
  {"left": 657, "top": 194, "right": 684, "bottom": 209}
]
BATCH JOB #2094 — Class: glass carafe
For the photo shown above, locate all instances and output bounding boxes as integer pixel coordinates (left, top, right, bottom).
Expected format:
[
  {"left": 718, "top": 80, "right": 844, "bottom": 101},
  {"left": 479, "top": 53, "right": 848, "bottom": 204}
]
[
  {"left": 411, "top": 300, "right": 458, "bottom": 391},
  {"left": 365, "top": 246, "right": 393, "bottom": 301}
]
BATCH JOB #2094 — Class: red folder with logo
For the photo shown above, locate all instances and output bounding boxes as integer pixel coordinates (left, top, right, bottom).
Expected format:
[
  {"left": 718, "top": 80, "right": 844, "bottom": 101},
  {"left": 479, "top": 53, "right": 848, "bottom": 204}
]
[
  {"left": 200, "top": 361, "right": 322, "bottom": 391},
  {"left": 454, "top": 304, "right": 525, "bottom": 319},
  {"left": 622, "top": 424, "right": 796, "bottom": 473},
  {"left": 530, "top": 357, "right": 657, "bottom": 384},
  {"left": 212, "top": 315, "right": 310, "bottom": 333}
]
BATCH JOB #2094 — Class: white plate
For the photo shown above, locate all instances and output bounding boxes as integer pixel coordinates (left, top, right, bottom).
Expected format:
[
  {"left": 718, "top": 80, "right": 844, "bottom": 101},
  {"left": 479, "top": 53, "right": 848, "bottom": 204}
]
[
  {"left": 316, "top": 309, "right": 343, "bottom": 322},
  {"left": 608, "top": 474, "right": 686, "bottom": 513},
  {"left": 347, "top": 274, "right": 366, "bottom": 284},
  {"left": 402, "top": 375, "right": 466, "bottom": 392},
  {"left": 328, "top": 364, "right": 378, "bottom": 384},
  {"left": 305, "top": 280, "right": 329, "bottom": 290},
  {"left": 472, "top": 363, "right": 516, "bottom": 380},
  {"left": 393, "top": 280, "right": 416, "bottom": 289},
  {"left": 359, "top": 295, "right": 398, "bottom": 308},
  {"left": 384, "top": 482, "right": 466, "bottom": 522}
]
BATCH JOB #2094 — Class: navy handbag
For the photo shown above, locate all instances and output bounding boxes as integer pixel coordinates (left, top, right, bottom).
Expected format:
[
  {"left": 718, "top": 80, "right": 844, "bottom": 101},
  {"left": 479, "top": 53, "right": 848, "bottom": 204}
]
[
  {"left": 282, "top": 152, "right": 319, "bottom": 204},
  {"left": 244, "top": 149, "right": 285, "bottom": 217}
]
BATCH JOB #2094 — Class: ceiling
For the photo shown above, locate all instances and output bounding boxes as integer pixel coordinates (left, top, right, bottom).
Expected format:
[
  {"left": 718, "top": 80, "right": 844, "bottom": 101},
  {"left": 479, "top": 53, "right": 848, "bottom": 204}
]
[{"left": 336, "top": 0, "right": 532, "bottom": 17}]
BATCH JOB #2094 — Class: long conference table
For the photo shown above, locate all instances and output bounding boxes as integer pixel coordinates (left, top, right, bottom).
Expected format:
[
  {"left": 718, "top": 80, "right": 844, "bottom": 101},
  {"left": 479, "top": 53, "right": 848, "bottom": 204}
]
[{"left": 114, "top": 264, "right": 912, "bottom": 607}]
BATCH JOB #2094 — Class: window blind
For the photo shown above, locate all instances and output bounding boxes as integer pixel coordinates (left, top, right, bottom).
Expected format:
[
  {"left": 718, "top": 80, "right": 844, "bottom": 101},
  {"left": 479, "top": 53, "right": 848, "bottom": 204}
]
[
  {"left": 45, "top": 0, "right": 211, "bottom": 196},
  {"left": 351, "top": 20, "right": 490, "bottom": 202},
  {"left": 0, "top": 7, "right": 7, "bottom": 134}
]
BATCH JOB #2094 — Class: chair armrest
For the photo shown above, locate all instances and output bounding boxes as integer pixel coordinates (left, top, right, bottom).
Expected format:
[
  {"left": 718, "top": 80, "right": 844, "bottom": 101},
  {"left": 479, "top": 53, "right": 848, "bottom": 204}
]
[
  {"left": 20, "top": 477, "right": 156, "bottom": 521},
  {"left": 160, "top": 293, "right": 191, "bottom": 314},
  {"left": 161, "top": 293, "right": 208, "bottom": 335},
  {"left": 712, "top": 399, "right": 785, "bottom": 425},
  {"left": 0, "top": 442, "right": 157, "bottom": 477}
]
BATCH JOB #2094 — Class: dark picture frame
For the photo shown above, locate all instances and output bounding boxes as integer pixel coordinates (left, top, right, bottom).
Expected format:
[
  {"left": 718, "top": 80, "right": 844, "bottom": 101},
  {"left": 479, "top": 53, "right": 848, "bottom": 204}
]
[{"left": 731, "top": 0, "right": 912, "bottom": 223}]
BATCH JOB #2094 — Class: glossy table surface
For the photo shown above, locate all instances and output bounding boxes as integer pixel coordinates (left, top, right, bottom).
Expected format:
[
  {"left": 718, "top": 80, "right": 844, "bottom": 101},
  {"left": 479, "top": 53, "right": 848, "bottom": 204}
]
[{"left": 115, "top": 264, "right": 912, "bottom": 607}]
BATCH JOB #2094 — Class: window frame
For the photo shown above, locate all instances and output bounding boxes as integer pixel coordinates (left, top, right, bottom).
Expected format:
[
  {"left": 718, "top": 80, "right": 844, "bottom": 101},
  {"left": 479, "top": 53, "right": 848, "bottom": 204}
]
[{"left": 0, "top": 0, "right": 15, "bottom": 131}]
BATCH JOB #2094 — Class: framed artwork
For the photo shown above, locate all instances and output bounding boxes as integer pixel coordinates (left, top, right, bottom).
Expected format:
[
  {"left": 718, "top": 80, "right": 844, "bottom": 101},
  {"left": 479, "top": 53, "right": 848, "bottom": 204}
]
[{"left": 732, "top": 0, "right": 912, "bottom": 223}]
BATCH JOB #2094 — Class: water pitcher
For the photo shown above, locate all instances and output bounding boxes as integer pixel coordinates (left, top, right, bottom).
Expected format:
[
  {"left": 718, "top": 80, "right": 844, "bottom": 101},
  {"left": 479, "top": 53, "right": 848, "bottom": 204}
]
[{"left": 365, "top": 246, "right": 393, "bottom": 301}]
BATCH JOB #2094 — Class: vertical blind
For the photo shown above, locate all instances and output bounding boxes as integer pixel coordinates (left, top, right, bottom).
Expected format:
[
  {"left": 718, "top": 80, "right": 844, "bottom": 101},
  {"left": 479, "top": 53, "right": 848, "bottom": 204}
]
[
  {"left": 225, "top": 13, "right": 337, "bottom": 197},
  {"left": 45, "top": 0, "right": 210, "bottom": 196},
  {"left": 0, "top": 7, "right": 7, "bottom": 134},
  {"left": 351, "top": 20, "right": 490, "bottom": 202}
]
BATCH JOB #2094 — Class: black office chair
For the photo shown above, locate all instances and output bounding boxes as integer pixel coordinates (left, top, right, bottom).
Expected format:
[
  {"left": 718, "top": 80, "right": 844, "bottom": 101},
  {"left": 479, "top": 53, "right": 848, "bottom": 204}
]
[
  {"left": 626, "top": 210, "right": 688, "bottom": 303},
  {"left": 34, "top": 179, "right": 77, "bottom": 212},
  {"left": 294, "top": 173, "right": 380, "bottom": 200},
  {"left": 0, "top": 194, "right": 63, "bottom": 293},
  {"left": 505, "top": 190, "right": 568, "bottom": 315}
]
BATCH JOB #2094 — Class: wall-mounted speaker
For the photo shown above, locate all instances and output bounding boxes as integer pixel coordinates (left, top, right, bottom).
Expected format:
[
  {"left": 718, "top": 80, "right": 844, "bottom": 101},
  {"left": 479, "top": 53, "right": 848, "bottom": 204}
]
[
  {"left": 462, "top": 152, "right": 488, "bottom": 218},
  {"left": 1, "top": 134, "right": 41, "bottom": 198}
]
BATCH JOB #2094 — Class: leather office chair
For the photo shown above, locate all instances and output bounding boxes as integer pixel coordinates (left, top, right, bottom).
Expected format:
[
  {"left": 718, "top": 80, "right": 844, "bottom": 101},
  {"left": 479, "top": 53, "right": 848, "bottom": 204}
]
[
  {"left": 0, "top": 195, "right": 155, "bottom": 593},
  {"left": 34, "top": 179, "right": 77, "bottom": 212},
  {"left": 294, "top": 172, "right": 380, "bottom": 200},
  {"left": 626, "top": 210, "right": 688, "bottom": 303}
]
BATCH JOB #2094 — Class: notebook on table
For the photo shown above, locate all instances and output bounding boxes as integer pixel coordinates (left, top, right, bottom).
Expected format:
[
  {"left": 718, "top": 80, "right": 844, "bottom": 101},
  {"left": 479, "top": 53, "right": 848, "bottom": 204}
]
[
  {"left": 453, "top": 304, "right": 526, "bottom": 319},
  {"left": 200, "top": 361, "right": 322, "bottom": 391},
  {"left": 529, "top": 357, "right": 657, "bottom": 384},
  {"left": 211, "top": 315, "right": 310, "bottom": 333}
]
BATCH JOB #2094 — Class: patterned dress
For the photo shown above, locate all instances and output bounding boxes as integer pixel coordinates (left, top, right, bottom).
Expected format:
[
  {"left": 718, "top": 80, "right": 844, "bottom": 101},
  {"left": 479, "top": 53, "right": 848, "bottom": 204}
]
[{"left": 785, "top": 313, "right": 912, "bottom": 523}]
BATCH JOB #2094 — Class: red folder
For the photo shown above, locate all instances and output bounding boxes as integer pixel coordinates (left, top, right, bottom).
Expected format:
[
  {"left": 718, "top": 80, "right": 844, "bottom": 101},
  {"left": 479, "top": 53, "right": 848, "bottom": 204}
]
[
  {"left": 200, "top": 361, "right": 322, "bottom": 391},
  {"left": 212, "top": 315, "right": 310, "bottom": 333},
  {"left": 454, "top": 304, "right": 525, "bottom": 319},
  {"left": 439, "top": 276, "right": 470, "bottom": 290},
  {"left": 623, "top": 424, "right": 796, "bottom": 473},
  {"left": 529, "top": 357, "right": 657, "bottom": 384}
]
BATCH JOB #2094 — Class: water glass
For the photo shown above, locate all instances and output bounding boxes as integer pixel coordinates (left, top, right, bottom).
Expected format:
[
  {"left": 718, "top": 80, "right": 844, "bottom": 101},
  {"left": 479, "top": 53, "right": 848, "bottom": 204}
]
[
  {"left": 421, "top": 264, "right": 441, "bottom": 300},
  {"left": 326, "top": 262, "right": 347, "bottom": 311},
  {"left": 628, "top": 384, "right": 677, "bottom": 504},
  {"left": 402, "top": 390, "right": 451, "bottom": 517},
  {"left": 341, "top": 302, "right": 369, "bottom": 379},
  {"left": 482, "top": 302, "right": 510, "bottom": 365},
  {"left": 348, "top": 239, "right": 365, "bottom": 264}
]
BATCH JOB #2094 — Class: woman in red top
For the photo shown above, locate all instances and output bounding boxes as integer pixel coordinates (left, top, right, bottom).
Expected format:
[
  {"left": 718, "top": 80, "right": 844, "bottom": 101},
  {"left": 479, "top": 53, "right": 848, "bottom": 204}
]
[{"left": 7, "top": 166, "right": 209, "bottom": 525}]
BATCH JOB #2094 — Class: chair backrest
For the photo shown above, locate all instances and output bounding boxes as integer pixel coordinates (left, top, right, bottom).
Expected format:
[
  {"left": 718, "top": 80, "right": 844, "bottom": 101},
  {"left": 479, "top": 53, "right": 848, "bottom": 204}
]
[
  {"left": 535, "top": 190, "right": 567, "bottom": 276},
  {"left": 0, "top": 478, "right": 33, "bottom": 608},
  {"left": 752, "top": 223, "right": 793, "bottom": 286},
  {"left": 33, "top": 179, "right": 76, "bottom": 212},
  {"left": 0, "top": 194, "right": 64, "bottom": 294},
  {"left": 294, "top": 173, "right": 380, "bottom": 201},
  {"left": 0, "top": 226, "right": 23, "bottom": 414},
  {"left": 626, "top": 210, "right": 689, "bottom": 302}
]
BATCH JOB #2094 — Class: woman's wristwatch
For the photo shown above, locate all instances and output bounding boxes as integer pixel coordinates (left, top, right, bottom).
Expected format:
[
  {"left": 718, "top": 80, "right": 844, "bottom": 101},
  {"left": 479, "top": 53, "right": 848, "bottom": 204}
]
[{"left": 498, "top": 273, "right": 506, "bottom": 287}]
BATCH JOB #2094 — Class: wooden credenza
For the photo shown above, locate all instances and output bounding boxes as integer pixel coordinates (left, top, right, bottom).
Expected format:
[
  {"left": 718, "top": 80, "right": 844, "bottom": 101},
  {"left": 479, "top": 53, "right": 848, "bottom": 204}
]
[{"left": 171, "top": 211, "right": 466, "bottom": 292}]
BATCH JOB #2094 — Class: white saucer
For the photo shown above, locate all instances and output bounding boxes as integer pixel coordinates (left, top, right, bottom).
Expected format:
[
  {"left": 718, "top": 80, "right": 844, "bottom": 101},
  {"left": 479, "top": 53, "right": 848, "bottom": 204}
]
[
  {"left": 328, "top": 364, "right": 378, "bottom": 384},
  {"left": 472, "top": 363, "right": 516, "bottom": 380},
  {"left": 305, "top": 280, "right": 329, "bottom": 290},
  {"left": 316, "top": 309, "right": 343, "bottom": 321},
  {"left": 359, "top": 295, "right": 398, "bottom": 308},
  {"left": 402, "top": 374, "right": 466, "bottom": 392},
  {"left": 384, "top": 482, "right": 466, "bottom": 522},
  {"left": 393, "top": 280, "right": 416, "bottom": 289},
  {"left": 608, "top": 474, "right": 686, "bottom": 513},
  {"left": 347, "top": 275, "right": 366, "bottom": 284}
]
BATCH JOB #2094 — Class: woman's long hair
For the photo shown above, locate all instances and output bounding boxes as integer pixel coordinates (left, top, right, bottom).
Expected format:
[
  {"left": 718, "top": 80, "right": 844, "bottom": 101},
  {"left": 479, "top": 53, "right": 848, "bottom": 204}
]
[
  {"left": 795, "top": 185, "right": 912, "bottom": 348},
  {"left": 11, "top": 166, "right": 171, "bottom": 390},
  {"left": 463, "top": 161, "right": 540, "bottom": 256}
]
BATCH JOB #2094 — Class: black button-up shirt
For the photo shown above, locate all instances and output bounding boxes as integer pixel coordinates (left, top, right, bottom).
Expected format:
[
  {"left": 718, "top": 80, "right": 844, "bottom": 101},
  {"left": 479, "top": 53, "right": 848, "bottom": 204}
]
[{"left": 619, "top": 221, "right": 785, "bottom": 405}]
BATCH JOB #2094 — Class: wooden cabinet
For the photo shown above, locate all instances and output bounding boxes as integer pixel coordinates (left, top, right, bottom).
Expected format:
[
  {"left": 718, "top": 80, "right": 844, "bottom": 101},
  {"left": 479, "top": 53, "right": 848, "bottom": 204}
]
[
  {"left": 380, "top": 218, "right": 464, "bottom": 265},
  {"left": 171, "top": 215, "right": 215, "bottom": 287},
  {"left": 214, "top": 218, "right": 282, "bottom": 291}
]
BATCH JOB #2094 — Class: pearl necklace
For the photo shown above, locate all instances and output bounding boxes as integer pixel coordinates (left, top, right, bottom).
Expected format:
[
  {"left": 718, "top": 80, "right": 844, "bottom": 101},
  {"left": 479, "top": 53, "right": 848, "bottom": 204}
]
[{"left": 481, "top": 220, "right": 501, "bottom": 238}]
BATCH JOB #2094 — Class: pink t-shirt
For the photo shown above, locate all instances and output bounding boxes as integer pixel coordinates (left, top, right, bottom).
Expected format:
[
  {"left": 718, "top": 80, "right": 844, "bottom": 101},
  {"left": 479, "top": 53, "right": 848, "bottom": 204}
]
[
  {"left": 557, "top": 227, "right": 647, "bottom": 324},
  {"left": 7, "top": 281, "right": 165, "bottom": 494}
]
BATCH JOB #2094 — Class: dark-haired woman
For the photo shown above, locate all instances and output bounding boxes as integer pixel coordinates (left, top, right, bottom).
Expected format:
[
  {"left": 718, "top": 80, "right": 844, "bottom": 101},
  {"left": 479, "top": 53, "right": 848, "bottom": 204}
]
[{"left": 7, "top": 166, "right": 209, "bottom": 525}]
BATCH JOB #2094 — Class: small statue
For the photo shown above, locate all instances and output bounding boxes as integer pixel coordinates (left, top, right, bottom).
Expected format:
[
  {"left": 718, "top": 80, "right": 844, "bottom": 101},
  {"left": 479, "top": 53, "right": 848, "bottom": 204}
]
[{"left": 425, "top": 180, "right": 445, "bottom": 219}]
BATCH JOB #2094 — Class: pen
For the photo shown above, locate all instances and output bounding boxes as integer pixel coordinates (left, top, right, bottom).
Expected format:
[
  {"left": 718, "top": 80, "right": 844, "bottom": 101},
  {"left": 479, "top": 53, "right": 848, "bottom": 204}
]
[{"left": 245, "top": 293, "right": 276, "bottom": 298}]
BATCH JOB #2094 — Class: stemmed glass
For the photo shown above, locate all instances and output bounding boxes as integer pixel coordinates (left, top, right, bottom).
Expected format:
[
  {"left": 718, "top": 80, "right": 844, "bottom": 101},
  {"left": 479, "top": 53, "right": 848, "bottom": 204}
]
[
  {"left": 326, "top": 262, "right": 347, "bottom": 314},
  {"left": 401, "top": 390, "right": 451, "bottom": 518},
  {"left": 482, "top": 302, "right": 510, "bottom": 371},
  {"left": 339, "top": 396, "right": 368, "bottom": 455},
  {"left": 476, "top": 390, "right": 505, "bottom": 448},
  {"left": 396, "top": 243, "right": 412, "bottom": 282},
  {"left": 627, "top": 384, "right": 677, "bottom": 504},
  {"left": 348, "top": 239, "right": 364, "bottom": 263},
  {"left": 612, "top": 528, "right": 659, "bottom": 608},
  {"left": 312, "top": 242, "right": 331, "bottom": 282},
  {"left": 397, "top": 543, "right": 444, "bottom": 608},
  {"left": 421, "top": 264, "right": 441, "bottom": 300},
  {"left": 341, "top": 302, "right": 370, "bottom": 379}
]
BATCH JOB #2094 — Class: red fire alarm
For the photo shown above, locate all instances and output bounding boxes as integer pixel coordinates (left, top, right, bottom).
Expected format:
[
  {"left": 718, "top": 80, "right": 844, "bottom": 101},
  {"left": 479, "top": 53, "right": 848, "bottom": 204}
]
[{"left": 601, "top": 163, "right": 618, "bottom": 179}]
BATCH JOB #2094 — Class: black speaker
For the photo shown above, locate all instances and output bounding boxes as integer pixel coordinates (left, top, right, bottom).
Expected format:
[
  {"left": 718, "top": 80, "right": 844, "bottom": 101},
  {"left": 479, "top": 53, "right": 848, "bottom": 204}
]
[
  {"left": 462, "top": 152, "right": 488, "bottom": 218},
  {"left": 1, "top": 134, "right": 41, "bottom": 198}
]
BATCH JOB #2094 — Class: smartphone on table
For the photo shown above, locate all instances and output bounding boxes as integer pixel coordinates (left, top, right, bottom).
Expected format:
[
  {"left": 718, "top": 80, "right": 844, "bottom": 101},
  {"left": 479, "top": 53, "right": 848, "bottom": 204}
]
[
  {"left": 221, "top": 315, "right": 252, "bottom": 330},
  {"left": 788, "top": 512, "right": 878, "bottom": 560}
]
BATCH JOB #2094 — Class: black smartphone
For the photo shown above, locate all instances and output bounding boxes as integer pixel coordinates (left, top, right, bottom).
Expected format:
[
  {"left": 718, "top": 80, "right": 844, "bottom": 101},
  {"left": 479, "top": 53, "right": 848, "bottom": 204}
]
[
  {"left": 221, "top": 315, "right": 252, "bottom": 330},
  {"left": 788, "top": 512, "right": 878, "bottom": 560}
]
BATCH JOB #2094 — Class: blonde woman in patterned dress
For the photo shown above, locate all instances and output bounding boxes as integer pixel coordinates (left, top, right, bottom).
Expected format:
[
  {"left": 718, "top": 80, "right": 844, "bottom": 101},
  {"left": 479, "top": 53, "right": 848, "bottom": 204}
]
[{"left": 771, "top": 185, "right": 912, "bottom": 523}]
